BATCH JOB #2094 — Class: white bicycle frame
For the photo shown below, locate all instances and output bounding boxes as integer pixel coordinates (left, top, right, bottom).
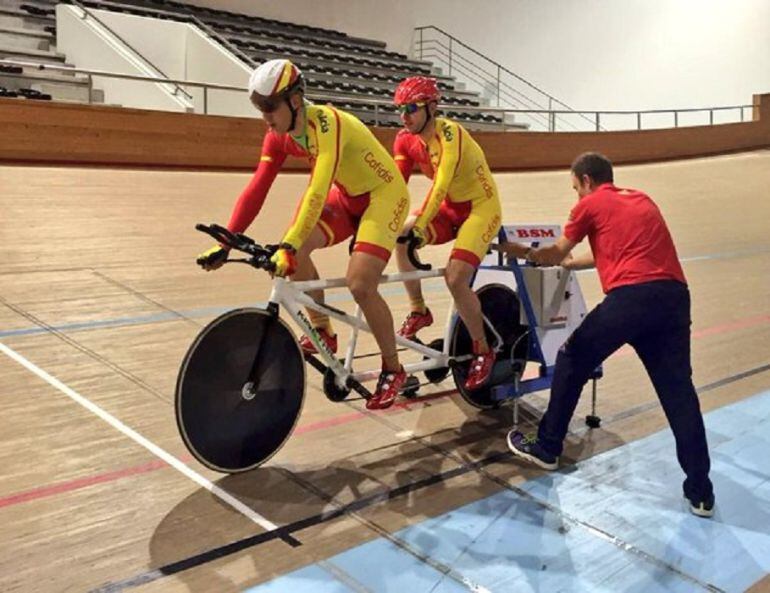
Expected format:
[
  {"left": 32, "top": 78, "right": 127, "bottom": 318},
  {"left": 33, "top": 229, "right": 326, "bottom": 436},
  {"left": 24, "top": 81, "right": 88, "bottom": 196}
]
[{"left": 267, "top": 267, "right": 505, "bottom": 391}]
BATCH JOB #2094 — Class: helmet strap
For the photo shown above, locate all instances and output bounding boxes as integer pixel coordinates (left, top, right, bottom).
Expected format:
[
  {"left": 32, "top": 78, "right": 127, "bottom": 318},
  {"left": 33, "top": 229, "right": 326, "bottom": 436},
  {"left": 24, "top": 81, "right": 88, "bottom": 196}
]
[{"left": 287, "top": 95, "right": 299, "bottom": 132}]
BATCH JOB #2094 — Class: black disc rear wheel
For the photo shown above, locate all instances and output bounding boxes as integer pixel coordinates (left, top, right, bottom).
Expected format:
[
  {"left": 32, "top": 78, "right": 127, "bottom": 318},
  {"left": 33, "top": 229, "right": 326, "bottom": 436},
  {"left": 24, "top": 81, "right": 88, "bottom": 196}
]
[
  {"left": 175, "top": 308, "right": 305, "bottom": 473},
  {"left": 450, "top": 284, "right": 529, "bottom": 409}
]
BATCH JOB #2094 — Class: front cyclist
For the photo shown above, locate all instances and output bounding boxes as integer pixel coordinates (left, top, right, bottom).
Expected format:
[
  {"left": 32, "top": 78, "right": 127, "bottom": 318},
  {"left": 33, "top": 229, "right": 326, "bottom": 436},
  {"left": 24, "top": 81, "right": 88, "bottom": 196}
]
[{"left": 197, "top": 59, "right": 410, "bottom": 409}]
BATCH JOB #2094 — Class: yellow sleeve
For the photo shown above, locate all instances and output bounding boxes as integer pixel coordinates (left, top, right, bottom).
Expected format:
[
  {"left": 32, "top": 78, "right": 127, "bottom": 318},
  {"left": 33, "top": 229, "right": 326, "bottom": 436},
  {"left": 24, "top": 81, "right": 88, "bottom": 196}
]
[
  {"left": 281, "top": 108, "right": 341, "bottom": 249},
  {"left": 414, "top": 122, "right": 461, "bottom": 229}
]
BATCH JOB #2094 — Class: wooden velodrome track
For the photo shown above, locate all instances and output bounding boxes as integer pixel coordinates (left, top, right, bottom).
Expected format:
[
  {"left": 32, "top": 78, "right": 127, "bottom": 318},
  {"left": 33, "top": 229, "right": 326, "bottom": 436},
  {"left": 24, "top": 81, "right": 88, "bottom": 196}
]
[{"left": 1, "top": 149, "right": 769, "bottom": 592}]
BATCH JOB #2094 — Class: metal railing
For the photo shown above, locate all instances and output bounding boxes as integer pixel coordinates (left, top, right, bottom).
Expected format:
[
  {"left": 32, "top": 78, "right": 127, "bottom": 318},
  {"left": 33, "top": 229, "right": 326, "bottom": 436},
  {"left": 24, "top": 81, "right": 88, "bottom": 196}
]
[
  {"left": 0, "top": 59, "right": 754, "bottom": 132},
  {"left": 68, "top": 0, "right": 193, "bottom": 101},
  {"left": 415, "top": 25, "right": 599, "bottom": 132},
  {"left": 0, "top": 59, "right": 244, "bottom": 114}
]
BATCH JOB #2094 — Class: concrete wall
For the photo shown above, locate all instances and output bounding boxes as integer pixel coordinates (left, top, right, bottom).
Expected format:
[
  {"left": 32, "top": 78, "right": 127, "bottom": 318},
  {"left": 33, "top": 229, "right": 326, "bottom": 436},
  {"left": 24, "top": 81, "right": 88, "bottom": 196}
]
[
  {"left": 55, "top": 4, "right": 192, "bottom": 112},
  {"left": 184, "top": 30, "right": 253, "bottom": 117},
  {"left": 95, "top": 7, "right": 254, "bottom": 116},
  {"left": 1, "top": 93, "right": 768, "bottom": 170},
  {"left": 58, "top": 4, "right": 254, "bottom": 116}
]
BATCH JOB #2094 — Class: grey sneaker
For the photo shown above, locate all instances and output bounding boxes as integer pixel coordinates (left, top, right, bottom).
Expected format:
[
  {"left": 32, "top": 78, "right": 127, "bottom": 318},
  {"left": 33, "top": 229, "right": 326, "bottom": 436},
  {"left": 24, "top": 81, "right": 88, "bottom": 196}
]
[{"left": 507, "top": 431, "right": 559, "bottom": 471}]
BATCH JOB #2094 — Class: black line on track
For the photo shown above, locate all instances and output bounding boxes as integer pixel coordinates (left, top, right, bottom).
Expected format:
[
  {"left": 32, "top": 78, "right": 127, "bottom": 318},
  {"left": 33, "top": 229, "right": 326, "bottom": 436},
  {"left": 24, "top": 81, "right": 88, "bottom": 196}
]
[
  {"left": 89, "top": 362, "right": 770, "bottom": 592},
  {"left": 0, "top": 297, "right": 172, "bottom": 404},
  {"left": 90, "top": 269, "right": 203, "bottom": 328},
  {"left": 89, "top": 452, "right": 509, "bottom": 592}
]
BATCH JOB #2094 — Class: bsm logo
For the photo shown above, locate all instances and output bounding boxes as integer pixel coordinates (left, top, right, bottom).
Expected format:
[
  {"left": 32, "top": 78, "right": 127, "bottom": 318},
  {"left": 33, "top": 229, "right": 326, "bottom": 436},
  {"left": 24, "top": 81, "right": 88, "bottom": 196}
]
[{"left": 516, "top": 228, "right": 556, "bottom": 238}]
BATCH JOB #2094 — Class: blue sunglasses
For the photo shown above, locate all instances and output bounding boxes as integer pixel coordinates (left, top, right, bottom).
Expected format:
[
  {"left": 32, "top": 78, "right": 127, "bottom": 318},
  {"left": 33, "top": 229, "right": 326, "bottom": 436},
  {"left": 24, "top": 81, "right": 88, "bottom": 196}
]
[{"left": 396, "top": 102, "right": 426, "bottom": 115}]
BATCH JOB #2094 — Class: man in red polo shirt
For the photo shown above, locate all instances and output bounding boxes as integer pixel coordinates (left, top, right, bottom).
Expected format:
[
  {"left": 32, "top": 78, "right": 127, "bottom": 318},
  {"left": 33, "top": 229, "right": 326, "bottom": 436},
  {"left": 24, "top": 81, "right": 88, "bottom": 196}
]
[{"left": 505, "top": 152, "right": 715, "bottom": 518}]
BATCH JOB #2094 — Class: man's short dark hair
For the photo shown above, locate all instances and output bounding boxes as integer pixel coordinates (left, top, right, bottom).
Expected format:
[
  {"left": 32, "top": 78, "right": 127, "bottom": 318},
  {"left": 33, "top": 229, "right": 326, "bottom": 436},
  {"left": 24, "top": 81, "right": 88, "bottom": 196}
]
[{"left": 571, "top": 152, "right": 614, "bottom": 184}]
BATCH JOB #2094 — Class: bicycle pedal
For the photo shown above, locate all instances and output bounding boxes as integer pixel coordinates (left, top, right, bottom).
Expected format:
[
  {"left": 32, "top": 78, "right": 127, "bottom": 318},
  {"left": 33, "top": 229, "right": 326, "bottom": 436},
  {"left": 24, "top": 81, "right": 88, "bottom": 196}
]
[{"left": 400, "top": 375, "right": 421, "bottom": 398}]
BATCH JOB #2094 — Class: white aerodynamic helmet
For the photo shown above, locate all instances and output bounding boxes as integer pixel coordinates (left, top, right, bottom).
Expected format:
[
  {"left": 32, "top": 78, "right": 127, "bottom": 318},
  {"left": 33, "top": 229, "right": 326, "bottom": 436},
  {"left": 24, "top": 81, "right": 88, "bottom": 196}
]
[{"left": 248, "top": 59, "right": 305, "bottom": 102}]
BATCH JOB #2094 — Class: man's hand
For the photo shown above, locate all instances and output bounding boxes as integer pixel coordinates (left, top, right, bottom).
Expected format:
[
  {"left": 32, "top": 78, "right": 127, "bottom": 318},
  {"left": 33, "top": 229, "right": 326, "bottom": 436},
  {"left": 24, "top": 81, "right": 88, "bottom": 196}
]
[
  {"left": 408, "top": 225, "right": 428, "bottom": 249},
  {"left": 196, "top": 245, "right": 228, "bottom": 271},
  {"left": 559, "top": 252, "right": 575, "bottom": 269},
  {"left": 270, "top": 244, "right": 298, "bottom": 278},
  {"left": 528, "top": 236, "right": 577, "bottom": 267},
  {"left": 560, "top": 251, "right": 595, "bottom": 271}
]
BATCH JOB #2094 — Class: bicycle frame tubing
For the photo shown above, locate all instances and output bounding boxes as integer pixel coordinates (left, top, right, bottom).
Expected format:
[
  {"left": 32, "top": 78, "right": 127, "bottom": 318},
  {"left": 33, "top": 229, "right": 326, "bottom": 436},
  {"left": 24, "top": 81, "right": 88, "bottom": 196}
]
[{"left": 266, "top": 266, "right": 504, "bottom": 388}]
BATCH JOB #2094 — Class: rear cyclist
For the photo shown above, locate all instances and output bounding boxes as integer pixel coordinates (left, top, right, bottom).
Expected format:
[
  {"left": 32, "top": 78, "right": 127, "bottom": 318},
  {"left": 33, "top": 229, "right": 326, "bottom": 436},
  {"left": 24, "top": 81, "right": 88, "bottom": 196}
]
[{"left": 392, "top": 76, "right": 502, "bottom": 390}]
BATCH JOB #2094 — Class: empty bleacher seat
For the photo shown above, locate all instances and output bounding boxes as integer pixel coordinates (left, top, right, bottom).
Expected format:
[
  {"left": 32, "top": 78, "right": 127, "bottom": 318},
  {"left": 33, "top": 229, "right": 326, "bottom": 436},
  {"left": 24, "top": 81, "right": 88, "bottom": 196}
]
[
  {"left": 0, "top": 64, "right": 24, "bottom": 75},
  {"left": 32, "top": 0, "right": 503, "bottom": 130},
  {"left": 18, "top": 87, "right": 52, "bottom": 100}
]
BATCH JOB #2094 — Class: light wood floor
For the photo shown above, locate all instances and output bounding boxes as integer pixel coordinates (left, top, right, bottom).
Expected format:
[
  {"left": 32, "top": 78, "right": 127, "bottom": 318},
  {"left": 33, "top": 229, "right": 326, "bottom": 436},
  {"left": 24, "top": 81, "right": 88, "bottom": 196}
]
[{"left": 0, "top": 150, "right": 768, "bottom": 592}]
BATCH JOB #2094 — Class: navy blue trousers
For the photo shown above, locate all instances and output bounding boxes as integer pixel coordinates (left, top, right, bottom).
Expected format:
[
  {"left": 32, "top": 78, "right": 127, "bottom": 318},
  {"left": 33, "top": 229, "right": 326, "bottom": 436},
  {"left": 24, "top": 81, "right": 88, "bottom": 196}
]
[{"left": 537, "top": 280, "right": 713, "bottom": 499}]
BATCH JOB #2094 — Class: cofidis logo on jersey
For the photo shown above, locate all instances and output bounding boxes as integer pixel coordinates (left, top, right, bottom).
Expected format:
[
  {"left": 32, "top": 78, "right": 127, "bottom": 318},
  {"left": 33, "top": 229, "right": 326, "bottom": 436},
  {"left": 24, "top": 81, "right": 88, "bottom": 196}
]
[
  {"left": 475, "top": 165, "right": 495, "bottom": 199},
  {"left": 364, "top": 152, "right": 394, "bottom": 183},
  {"left": 482, "top": 213, "right": 501, "bottom": 243},
  {"left": 388, "top": 196, "right": 409, "bottom": 232}
]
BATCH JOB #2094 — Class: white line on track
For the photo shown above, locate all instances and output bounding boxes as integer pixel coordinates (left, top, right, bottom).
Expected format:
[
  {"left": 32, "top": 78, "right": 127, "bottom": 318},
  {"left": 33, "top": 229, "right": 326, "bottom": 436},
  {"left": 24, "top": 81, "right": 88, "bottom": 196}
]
[{"left": 0, "top": 341, "right": 279, "bottom": 532}]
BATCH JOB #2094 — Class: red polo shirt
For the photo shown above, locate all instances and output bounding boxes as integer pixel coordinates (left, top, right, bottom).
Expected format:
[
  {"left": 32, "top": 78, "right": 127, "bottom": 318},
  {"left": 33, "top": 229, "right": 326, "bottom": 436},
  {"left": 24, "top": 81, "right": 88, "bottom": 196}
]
[{"left": 563, "top": 183, "right": 686, "bottom": 293}]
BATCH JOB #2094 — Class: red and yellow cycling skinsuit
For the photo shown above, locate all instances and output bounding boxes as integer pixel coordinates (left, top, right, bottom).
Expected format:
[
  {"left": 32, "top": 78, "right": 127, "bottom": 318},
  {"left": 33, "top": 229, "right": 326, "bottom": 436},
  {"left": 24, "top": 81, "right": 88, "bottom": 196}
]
[
  {"left": 227, "top": 104, "right": 409, "bottom": 261},
  {"left": 393, "top": 117, "right": 502, "bottom": 266}
]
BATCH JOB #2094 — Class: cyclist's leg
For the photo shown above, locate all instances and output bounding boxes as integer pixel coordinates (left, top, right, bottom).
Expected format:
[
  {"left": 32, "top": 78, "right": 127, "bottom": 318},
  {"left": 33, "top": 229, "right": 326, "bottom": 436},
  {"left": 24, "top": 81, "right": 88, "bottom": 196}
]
[
  {"left": 395, "top": 215, "right": 423, "bottom": 308},
  {"left": 395, "top": 205, "right": 454, "bottom": 336},
  {"left": 294, "top": 187, "right": 357, "bottom": 336},
  {"left": 446, "top": 199, "right": 501, "bottom": 352},
  {"left": 447, "top": 198, "right": 501, "bottom": 389},
  {"left": 348, "top": 182, "right": 409, "bottom": 372},
  {"left": 348, "top": 251, "right": 396, "bottom": 363}
]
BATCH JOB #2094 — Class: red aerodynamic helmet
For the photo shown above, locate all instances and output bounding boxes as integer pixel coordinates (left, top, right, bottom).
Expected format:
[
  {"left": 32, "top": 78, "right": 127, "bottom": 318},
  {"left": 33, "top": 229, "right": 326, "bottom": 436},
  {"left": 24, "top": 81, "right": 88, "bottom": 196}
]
[{"left": 393, "top": 76, "right": 441, "bottom": 105}]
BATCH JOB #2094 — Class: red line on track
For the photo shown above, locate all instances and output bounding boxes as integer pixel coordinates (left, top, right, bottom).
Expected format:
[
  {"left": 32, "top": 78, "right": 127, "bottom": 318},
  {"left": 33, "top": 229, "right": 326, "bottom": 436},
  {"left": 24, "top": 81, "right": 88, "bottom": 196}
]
[
  {"left": 2, "top": 313, "right": 768, "bottom": 509},
  {"left": 0, "top": 459, "right": 167, "bottom": 509}
]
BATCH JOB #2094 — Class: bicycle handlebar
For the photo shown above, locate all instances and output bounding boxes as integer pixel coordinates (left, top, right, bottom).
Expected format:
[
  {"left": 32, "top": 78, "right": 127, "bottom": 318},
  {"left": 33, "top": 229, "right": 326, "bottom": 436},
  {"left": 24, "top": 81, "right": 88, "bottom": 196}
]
[
  {"left": 196, "top": 223, "right": 277, "bottom": 271},
  {"left": 397, "top": 233, "right": 432, "bottom": 271},
  {"left": 198, "top": 223, "right": 433, "bottom": 273}
]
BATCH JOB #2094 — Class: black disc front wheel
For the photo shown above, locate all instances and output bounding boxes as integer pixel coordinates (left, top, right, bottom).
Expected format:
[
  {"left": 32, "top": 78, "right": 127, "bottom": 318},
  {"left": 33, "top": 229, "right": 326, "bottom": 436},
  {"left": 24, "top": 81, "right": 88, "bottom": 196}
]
[{"left": 175, "top": 308, "right": 305, "bottom": 473}]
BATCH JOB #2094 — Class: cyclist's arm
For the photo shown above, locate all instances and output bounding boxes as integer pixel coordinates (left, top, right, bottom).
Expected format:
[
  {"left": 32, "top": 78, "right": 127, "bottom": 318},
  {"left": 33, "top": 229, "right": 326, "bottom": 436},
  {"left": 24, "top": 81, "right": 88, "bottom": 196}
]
[
  {"left": 393, "top": 133, "right": 415, "bottom": 182},
  {"left": 227, "top": 133, "right": 288, "bottom": 234},
  {"left": 414, "top": 123, "right": 460, "bottom": 229},
  {"left": 281, "top": 110, "right": 340, "bottom": 249}
]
